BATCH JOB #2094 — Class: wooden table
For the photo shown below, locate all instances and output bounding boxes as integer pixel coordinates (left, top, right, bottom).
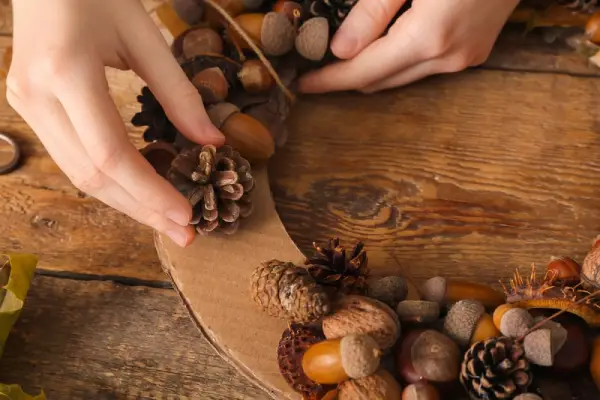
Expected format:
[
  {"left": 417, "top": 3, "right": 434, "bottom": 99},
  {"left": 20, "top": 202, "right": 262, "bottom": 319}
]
[{"left": 1, "top": 2, "right": 600, "bottom": 399}]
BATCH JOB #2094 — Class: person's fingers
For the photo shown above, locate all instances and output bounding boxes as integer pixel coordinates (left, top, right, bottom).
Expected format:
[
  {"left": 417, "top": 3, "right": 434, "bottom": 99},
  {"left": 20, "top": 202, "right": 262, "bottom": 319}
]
[
  {"left": 50, "top": 58, "right": 194, "bottom": 228},
  {"left": 331, "top": 0, "right": 408, "bottom": 60},
  {"left": 117, "top": 2, "right": 224, "bottom": 146},
  {"left": 360, "top": 59, "right": 442, "bottom": 93}
]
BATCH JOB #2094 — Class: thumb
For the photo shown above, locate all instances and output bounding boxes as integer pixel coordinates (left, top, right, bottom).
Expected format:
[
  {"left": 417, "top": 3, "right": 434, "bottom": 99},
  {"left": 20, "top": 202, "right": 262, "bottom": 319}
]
[{"left": 121, "top": 10, "right": 225, "bottom": 146}]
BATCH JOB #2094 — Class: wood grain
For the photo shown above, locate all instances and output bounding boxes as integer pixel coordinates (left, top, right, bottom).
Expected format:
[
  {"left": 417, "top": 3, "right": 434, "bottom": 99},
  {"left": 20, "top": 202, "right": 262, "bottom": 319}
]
[{"left": 0, "top": 275, "right": 269, "bottom": 400}]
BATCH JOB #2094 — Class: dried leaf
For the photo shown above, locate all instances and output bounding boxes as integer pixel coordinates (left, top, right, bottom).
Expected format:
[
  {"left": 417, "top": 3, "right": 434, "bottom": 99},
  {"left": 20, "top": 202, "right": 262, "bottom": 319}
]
[{"left": 0, "top": 384, "right": 46, "bottom": 400}]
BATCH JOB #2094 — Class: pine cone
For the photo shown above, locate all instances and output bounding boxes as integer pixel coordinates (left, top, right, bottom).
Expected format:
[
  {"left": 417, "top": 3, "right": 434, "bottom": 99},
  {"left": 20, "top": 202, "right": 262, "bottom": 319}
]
[
  {"left": 167, "top": 144, "right": 254, "bottom": 235},
  {"left": 277, "top": 324, "right": 334, "bottom": 399},
  {"left": 131, "top": 86, "right": 179, "bottom": 144},
  {"left": 304, "top": 237, "right": 369, "bottom": 295},
  {"left": 251, "top": 260, "right": 331, "bottom": 323},
  {"left": 460, "top": 337, "right": 533, "bottom": 400}
]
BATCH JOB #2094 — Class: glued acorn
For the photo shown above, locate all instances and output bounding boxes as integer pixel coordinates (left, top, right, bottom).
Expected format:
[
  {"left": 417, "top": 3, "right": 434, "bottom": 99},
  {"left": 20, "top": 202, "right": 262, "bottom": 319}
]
[
  {"left": 206, "top": 102, "right": 274, "bottom": 163},
  {"left": 238, "top": 59, "right": 274, "bottom": 93},
  {"left": 295, "top": 17, "right": 330, "bottom": 61},
  {"left": 421, "top": 276, "right": 505, "bottom": 310},
  {"left": 367, "top": 275, "right": 408, "bottom": 309},
  {"left": 395, "top": 300, "right": 439, "bottom": 324},
  {"left": 443, "top": 299, "right": 500, "bottom": 347},
  {"left": 181, "top": 27, "right": 224, "bottom": 59},
  {"left": 192, "top": 67, "right": 229, "bottom": 104},
  {"left": 499, "top": 308, "right": 534, "bottom": 338},
  {"left": 302, "top": 334, "right": 382, "bottom": 384},
  {"left": 227, "top": 12, "right": 296, "bottom": 56}
]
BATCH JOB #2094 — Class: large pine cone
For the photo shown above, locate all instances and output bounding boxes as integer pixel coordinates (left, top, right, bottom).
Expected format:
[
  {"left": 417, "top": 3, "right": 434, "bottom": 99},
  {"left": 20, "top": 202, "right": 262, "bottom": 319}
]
[
  {"left": 460, "top": 337, "right": 533, "bottom": 400},
  {"left": 251, "top": 260, "right": 331, "bottom": 324},
  {"left": 131, "top": 86, "right": 178, "bottom": 144},
  {"left": 167, "top": 144, "right": 254, "bottom": 235},
  {"left": 304, "top": 237, "right": 369, "bottom": 295},
  {"left": 277, "top": 324, "right": 334, "bottom": 399}
]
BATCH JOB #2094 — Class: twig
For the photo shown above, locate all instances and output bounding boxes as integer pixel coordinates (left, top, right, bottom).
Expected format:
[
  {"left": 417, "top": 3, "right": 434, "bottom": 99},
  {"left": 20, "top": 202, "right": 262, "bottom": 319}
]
[{"left": 204, "top": 0, "right": 296, "bottom": 103}]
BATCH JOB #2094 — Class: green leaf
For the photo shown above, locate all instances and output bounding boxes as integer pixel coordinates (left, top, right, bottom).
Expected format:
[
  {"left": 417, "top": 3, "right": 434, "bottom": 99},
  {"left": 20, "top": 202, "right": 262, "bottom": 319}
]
[
  {"left": 0, "top": 253, "right": 38, "bottom": 357},
  {"left": 0, "top": 384, "right": 46, "bottom": 400}
]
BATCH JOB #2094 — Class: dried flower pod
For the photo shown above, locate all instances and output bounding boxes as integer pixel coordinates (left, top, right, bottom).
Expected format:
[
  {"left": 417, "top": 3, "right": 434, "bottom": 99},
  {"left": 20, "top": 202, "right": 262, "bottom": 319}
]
[
  {"left": 238, "top": 59, "right": 274, "bottom": 93},
  {"left": 401, "top": 381, "right": 440, "bottom": 400},
  {"left": 586, "top": 10, "right": 600, "bottom": 45},
  {"left": 582, "top": 236, "right": 600, "bottom": 289},
  {"left": 499, "top": 308, "right": 534, "bottom": 338},
  {"left": 546, "top": 256, "right": 581, "bottom": 285},
  {"left": 171, "top": 0, "right": 204, "bottom": 26},
  {"left": 250, "top": 259, "right": 331, "bottom": 323},
  {"left": 182, "top": 27, "right": 224, "bottom": 58},
  {"left": 206, "top": 102, "right": 275, "bottom": 163},
  {"left": 191, "top": 67, "right": 229, "bottom": 104},
  {"left": 367, "top": 276, "right": 408, "bottom": 308},
  {"left": 302, "top": 334, "right": 382, "bottom": 384},
  {"left": 410, "top": 330, "right": 461, "bottom": 383},
  {"left": 277, "top": 324, "right": 332, "bottom": 399},
  {"left": 590, "top": 336, "right": 600, "bottom": 391},
  {"left": 443, "top": 300, "right": 500, "bottom": 347},
  {"left": 296, "top": 17, "right": 330, "bottom": 61},
  {"left": 395, "top": 301, "right": 439, "bottom": 324},
  {"left": 337, "top": 369, "right": 403, "bottom": 400},
  {"left": 227, "top": 12, "right": 296, "bottom": 56},
  {"left": 421, "top": 276, "right": 505, "bottom": 310},
  {"left": 322, "top": 295, "right": 400, "bottom": 351},
  {"left": 524, "top": 328, "right": 555, "bottom": 366}
]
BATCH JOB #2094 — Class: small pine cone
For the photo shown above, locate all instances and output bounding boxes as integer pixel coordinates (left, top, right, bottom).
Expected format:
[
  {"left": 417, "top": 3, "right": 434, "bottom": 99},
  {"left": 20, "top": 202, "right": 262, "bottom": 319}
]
[
  {"left": 251, "top": 260, "right": 331, "bottom": 324},
  {"left": 460, "top": 337, "right": 533, "bottom": 400},
  {"left": 131, "top": 86, "right": 179, "bottom": 143},
  {"left": 277, "top": 324, "right": 334, "bottom": 399},
  {"left": 167, "top": 144, "right": 254, "bottom": 235}
]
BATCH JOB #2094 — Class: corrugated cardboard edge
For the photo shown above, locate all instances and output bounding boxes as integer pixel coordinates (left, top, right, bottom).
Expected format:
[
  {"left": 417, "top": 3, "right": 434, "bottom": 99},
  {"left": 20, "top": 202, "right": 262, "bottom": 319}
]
[{"left": 154, "top": 166, "right": 304, "bottom": 400}]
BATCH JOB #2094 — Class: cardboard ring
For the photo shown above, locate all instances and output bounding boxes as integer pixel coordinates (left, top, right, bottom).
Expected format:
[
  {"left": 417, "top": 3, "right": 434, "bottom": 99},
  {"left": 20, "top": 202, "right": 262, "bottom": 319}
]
[{"left": 0, "top": 133, "right": 21, "bottom": 175}]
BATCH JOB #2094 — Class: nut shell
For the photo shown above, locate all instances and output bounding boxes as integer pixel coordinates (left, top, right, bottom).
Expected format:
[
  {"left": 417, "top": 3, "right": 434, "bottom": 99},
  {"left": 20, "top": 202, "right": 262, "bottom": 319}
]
[
  {"left": 367, "top": 276, "right": 408, "bottom": 308},
  {"left": 295, "top": 17, "right": 329, "bottom": 61},
  {"left": 547, "top": 256, "right": 581, "bottom": 285},
  {"left": 396, "top": 300, "right": 439, "bottom": 324},
  {"left": 261, "top": 12, "right": 296, "bottom": 56},
  {"left": 238, "top": 59, "right": 274, "bottom": 93},
  {"left": 411, "top": 330, "right": 461, "bottom": 383},
  {"left": 500, "top": 308, "right": 534, "bottom": 338},
  {"left": 322, "top": 295, "right": 401, "bottom": 351},
  {"left": 443, "top": 299, "right": 485, "bottom": 347},
  {"left": 421, "top": 276, "right": 446, "bottom": 305},
  {"left": 191, "top": 67, "right": 229, "bottom": 104},
  {"left": 340, "top": 334, "right": 382, "bottom": 379},
  {"left": 338, "top": 369, "right": 403, "bottom": 400}
]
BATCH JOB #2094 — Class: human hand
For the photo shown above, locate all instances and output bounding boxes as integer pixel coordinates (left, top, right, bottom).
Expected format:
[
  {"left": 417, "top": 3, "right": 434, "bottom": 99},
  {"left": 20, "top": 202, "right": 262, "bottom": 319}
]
[
  {"left": 298, "top": 0, "right": 520, "bottom": 94},
  {"left": 7, "top": 0, "right": 224, "bottom": 247}
]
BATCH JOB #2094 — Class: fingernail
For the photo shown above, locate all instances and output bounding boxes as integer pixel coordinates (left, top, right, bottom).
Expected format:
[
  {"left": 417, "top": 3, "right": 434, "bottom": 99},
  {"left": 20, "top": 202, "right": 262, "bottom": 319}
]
[
  {"left": 166, "top": 228, "right": 189, "bottom": 247},
  {"left": 331, "top": 28, "right": 358, "bottom": 59},
  {"left": 166, "top": 209, "right": 190, "bottom": 226}
]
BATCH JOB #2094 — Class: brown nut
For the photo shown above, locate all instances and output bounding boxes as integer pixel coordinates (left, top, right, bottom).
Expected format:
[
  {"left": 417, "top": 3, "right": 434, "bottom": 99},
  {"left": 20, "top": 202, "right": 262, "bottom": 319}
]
[
  {"left": 322, "top": 295, "right": 401, "bottom": 351},
  {"left": 395, "top": 329, "right": 426, "bottom": 384},
  {"left": 367, "top": 275, "right": 408, "bottom": 309},
  {"left": 203, "top": 0, "right": 245, "bottom": 28},
  {"left": 295, "top": 17, "right": 329, "bottom": 61},
  {"left": 396, "top": 300, "right": 439, "bottom": 324},
  {"left": 422, "top": 276, "right": 505, "bottom": 310},
  {"left": 171, "top": 0, "right": 204, "bottom": 26},
  {"left": 411, "top": 330, "right": 461, "bottom": 383},
  {"left": 227, "top": 12, "right": 296, "bottom": 56},
  {"left": 401, "top": 381, "right": 440, "bottom": 400},
  {"left": 499, "top": 308, "right": 534, "bottom": 338},
  {"left": 582, "top": 236, "right": 600, "bottom": 289},
  {"left": 551, "top": 320, "right": 590, "bottom": 372},
  {"left": 586, "top": 11, "right": 600, "bottom": 45},
  {"left": 191, "top": 67, "right": 229, "bottom": 104},
  {"left": 338, "top": 369, "right": 403, "bottom": 400},
  {"left": 302, "top": 334, "right": 382, "bottom": 384},
  {"left": 237, "top": 59, "right": 274, "bottom": 93},
  {"left": 443, "top": 300, "right": 500, "bottom": 347},
  {"left": 547, "top": 256, "right": 581, "bottom": 286},
  {"left": 182, "top": 27, "right": 224, "bottom": 58}
]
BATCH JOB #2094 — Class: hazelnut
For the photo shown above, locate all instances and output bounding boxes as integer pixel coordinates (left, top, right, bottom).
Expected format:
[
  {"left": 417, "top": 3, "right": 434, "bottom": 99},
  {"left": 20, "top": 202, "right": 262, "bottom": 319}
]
[
  {"left": 182, "top": 27, "right": 224, "bottom": 58},
  {"left": 499, "top": 308, "right": 534, "bottom": 338},
  {"left": 367, "top": 275, "right": 408, "bottom": 308},
  {"left": 302, "top": 334, "right": 382, "bottom": 384},
  {"left": 227, "top": 12, "right": 296, "bottom": 56},
  {"left": 401, "top": 381, "right": 440, "bottom": 400},
  {"left": 410, "top": 330, "right": 461, "bottom": 383},
  {"left": 524, "top": 328, "right": 554, "bottom": 367},
  {"left": 206, "top": 102, "right": 275, "bottom": 163},
  {"left": 546, "top": 256, "right": 581, "bottom": 285},
  {"left": 191, "top": 67, "right": 229, "bottom": 104},
  {"left": 421, "top": 276, "right": 505, "bottom": 310},
  {"left": 514, "top": 395, "right": 543, "bottom": 400},
  {"left": 586, "top": 10, "right": 600, "bottom": 45},
  {"left": 582, "top": 236, "right": 600, "bottom": 289},
  {"left": 338, "top": 369, "right": 403, "bottom": 400},
  {"left": 443, "top": 300, "right": 500, "bottom": 347},
  {"left": 237, "top": 59, "right": 274, "bottom": 93},
  {"left": 273, "top": 0, "right": 303, "bottom": 23},
  {"left": 322, "top": 295, "right": 401, "bottom": 351},
  {"left": 295, "top": 17, "right": 330, "bottom": 61},
  {"left": 171, "top": 0, "right": 204, "bottom": 26},
  {"left": 590, "top": 336, "right": 600, "bottom": 391},
  {"left": 396, "top": 301, "right": 439, "bottom": 324}
]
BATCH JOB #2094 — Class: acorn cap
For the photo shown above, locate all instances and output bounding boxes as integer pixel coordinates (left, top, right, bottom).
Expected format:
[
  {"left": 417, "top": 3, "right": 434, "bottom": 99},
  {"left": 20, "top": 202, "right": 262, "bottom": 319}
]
[
  {"left": 396, "top": 300, "right": 440, "bottom": 324},
  {"left": 524, "top": 328, "right": 553, "bottom": 367},
  {"left": 421, "top": 276, "right": 447, "bottom": 305},
  {"left": 514, "top": 394, "right": 543, "bottom": 400},
  {"left": 532, "top": 317, "right": 568, "bottom": 356},
  {"left": 295, "top": 17, "right": 329, "bottom": 61},
  {"left": 340, "top": 334, "right": 382, "bottom": 379},
  {"left": 367, "top": 275, "right": 408, "bottom": 308},
  {"left": 443, "top": 299, "right": 484, "bottom": 347},
  {"left": 499, "top": 308, "right": 534, "bottom": 338},
  {"left": 207, "top": 102, "right": 240, "bottom": 129},
  {"left": 261, "top": 12, "right": 296, "bottom": 56}
]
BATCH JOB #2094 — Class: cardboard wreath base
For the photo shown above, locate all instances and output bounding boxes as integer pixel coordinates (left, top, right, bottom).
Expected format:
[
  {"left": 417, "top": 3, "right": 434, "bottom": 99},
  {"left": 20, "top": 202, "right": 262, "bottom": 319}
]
[{"left": 154, "top": 165, "right": 308, "bottom": 400}]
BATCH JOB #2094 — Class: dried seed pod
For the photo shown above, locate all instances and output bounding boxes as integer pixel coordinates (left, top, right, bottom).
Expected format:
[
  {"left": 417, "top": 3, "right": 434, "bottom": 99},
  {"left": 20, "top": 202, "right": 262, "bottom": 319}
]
[
  {"left": 337, "top": 369, "right": 403, "bottom": 400},
  {"left": 546, "top": 256, "right": 581, "bottom": 285},
  {"left": 182, "top": 27, "right": 224, "bottom": 58},
  {"left": 586, "top": 10, "right": 600, "bottom": 45},
  {"left": 395, "top": 301, "right": 439, "bottom": 324},
  {"left": 238, "top": 59, "right": 274, "bottom": 93},
  {"left": 443, "top": 299, "right": 500, "bottom": 347},
  {"left": 524, "top": 328, "right": 554, "bottom": 366},
  {"left": 410, "top": 330, "right": 461, "bottom": 383},
  {"left": 295, "top": 17, "right": 330, "bottom": 61},
  {"left": 590, "top": 336, "right": 600, "bottom": 391},
  {"left": 191, "top": 67, "right": 229, "bottom": 104},
  {"left": 206, "top": 102, "right": 275, "bottom": 163},
  {"left": 582, "top": 236, "right": 600, "bottom": 289},
  {"left": 499, "top": 308, "right": 534, "bottom": 338},
  {"left": 421, "top": 276, "right": 505, "bottom": 310},
  {"left": 367, "top": 275, "right": 408, "bottom": 309},
  {"left": 227, "top": 12, "right": 296, "bottom": 56},
  {"left": 322, "top": 295, "right": 401, "bottom": 351},
  {"left": 302, "top": 334, "right": 382, "bottom": 384},
  {"left": 401, "top": 381, "right": 440, "bottom": 400}
]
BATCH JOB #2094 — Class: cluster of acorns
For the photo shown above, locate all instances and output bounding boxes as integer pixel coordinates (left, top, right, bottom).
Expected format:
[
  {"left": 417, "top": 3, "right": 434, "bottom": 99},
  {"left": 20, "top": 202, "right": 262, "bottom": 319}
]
[{"left": 250, "top": 236, "right": 600, "bottom": 399}]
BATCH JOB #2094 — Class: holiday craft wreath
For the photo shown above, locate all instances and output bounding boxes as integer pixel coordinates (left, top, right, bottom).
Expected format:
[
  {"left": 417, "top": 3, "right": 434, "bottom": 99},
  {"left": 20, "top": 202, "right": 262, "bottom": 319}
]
[{"left": 137, "top": 1, "right": 600, "bottom": 399}]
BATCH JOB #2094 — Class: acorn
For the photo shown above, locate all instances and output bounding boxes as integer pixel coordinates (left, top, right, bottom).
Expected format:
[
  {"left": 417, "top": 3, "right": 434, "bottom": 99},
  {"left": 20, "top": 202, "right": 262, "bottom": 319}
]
[
  {"left": 492, "top": 303, "right": 516, "bottom": 330},
  {"left": 582, "top": 235, "right": 600, "bottom": 289},
  {"left": 203, "top": 0, "right": 246, "bottom": 29},
  {"left": 443, "top": 300, "right": 501, "bottom": 348},
  {"left": 182, "top": 27, "right": 224, "bottom": 58},
  {"left": 421, "top": 276, "right": 505, "bottom": 310},
  {"left": 227, "top": 12, "right": 296, "bottom": 56},
  {"left": 395, "top": 301, "right": 439, "bottom": 325},
  {"left": 586, "top": 10, "right": 600, "bottom": 45},
  {"left": 401, "top": 381, "right": 440, "bottom": 400},
  {"left": 302, "top": 334, "right": 382, "bottom": 384},
  {"left": 171, "top": 0, "right": 204, "bottom": 26},
  {"left": 237, "top": 59, "right": 274, "bottom": 93},
  {"left": 546, "top": 256, "right": 581, "bottom": 285},
  {"left": 523, "top": 328, "right": 554, "bottom": 367},
  {"left": 191, "top": 67, "right": 229, "bottom": 104},
  {"left": 295, "top": 17, "right": 330, "bottom": 61},
  {"left": 206, "top": 102, "right": 274, "bottom": 163},
  {"left": 273, "top": 0, "right": 303, "bottom": 23},
  {"left": 367, "top": 275, "right": 408, "bottom": 309},
  {"left": 337, "top": 369, "right": 403, "bottom": 400},
  {"left": 498, "top": 308, "right": 534, "bottom": 338}
]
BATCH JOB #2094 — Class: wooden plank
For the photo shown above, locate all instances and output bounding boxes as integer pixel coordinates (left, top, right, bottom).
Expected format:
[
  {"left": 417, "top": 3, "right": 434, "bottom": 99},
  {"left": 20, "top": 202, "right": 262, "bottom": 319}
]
[{"left": 0, "top": 275, "right": 269, "bottom": 399}]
